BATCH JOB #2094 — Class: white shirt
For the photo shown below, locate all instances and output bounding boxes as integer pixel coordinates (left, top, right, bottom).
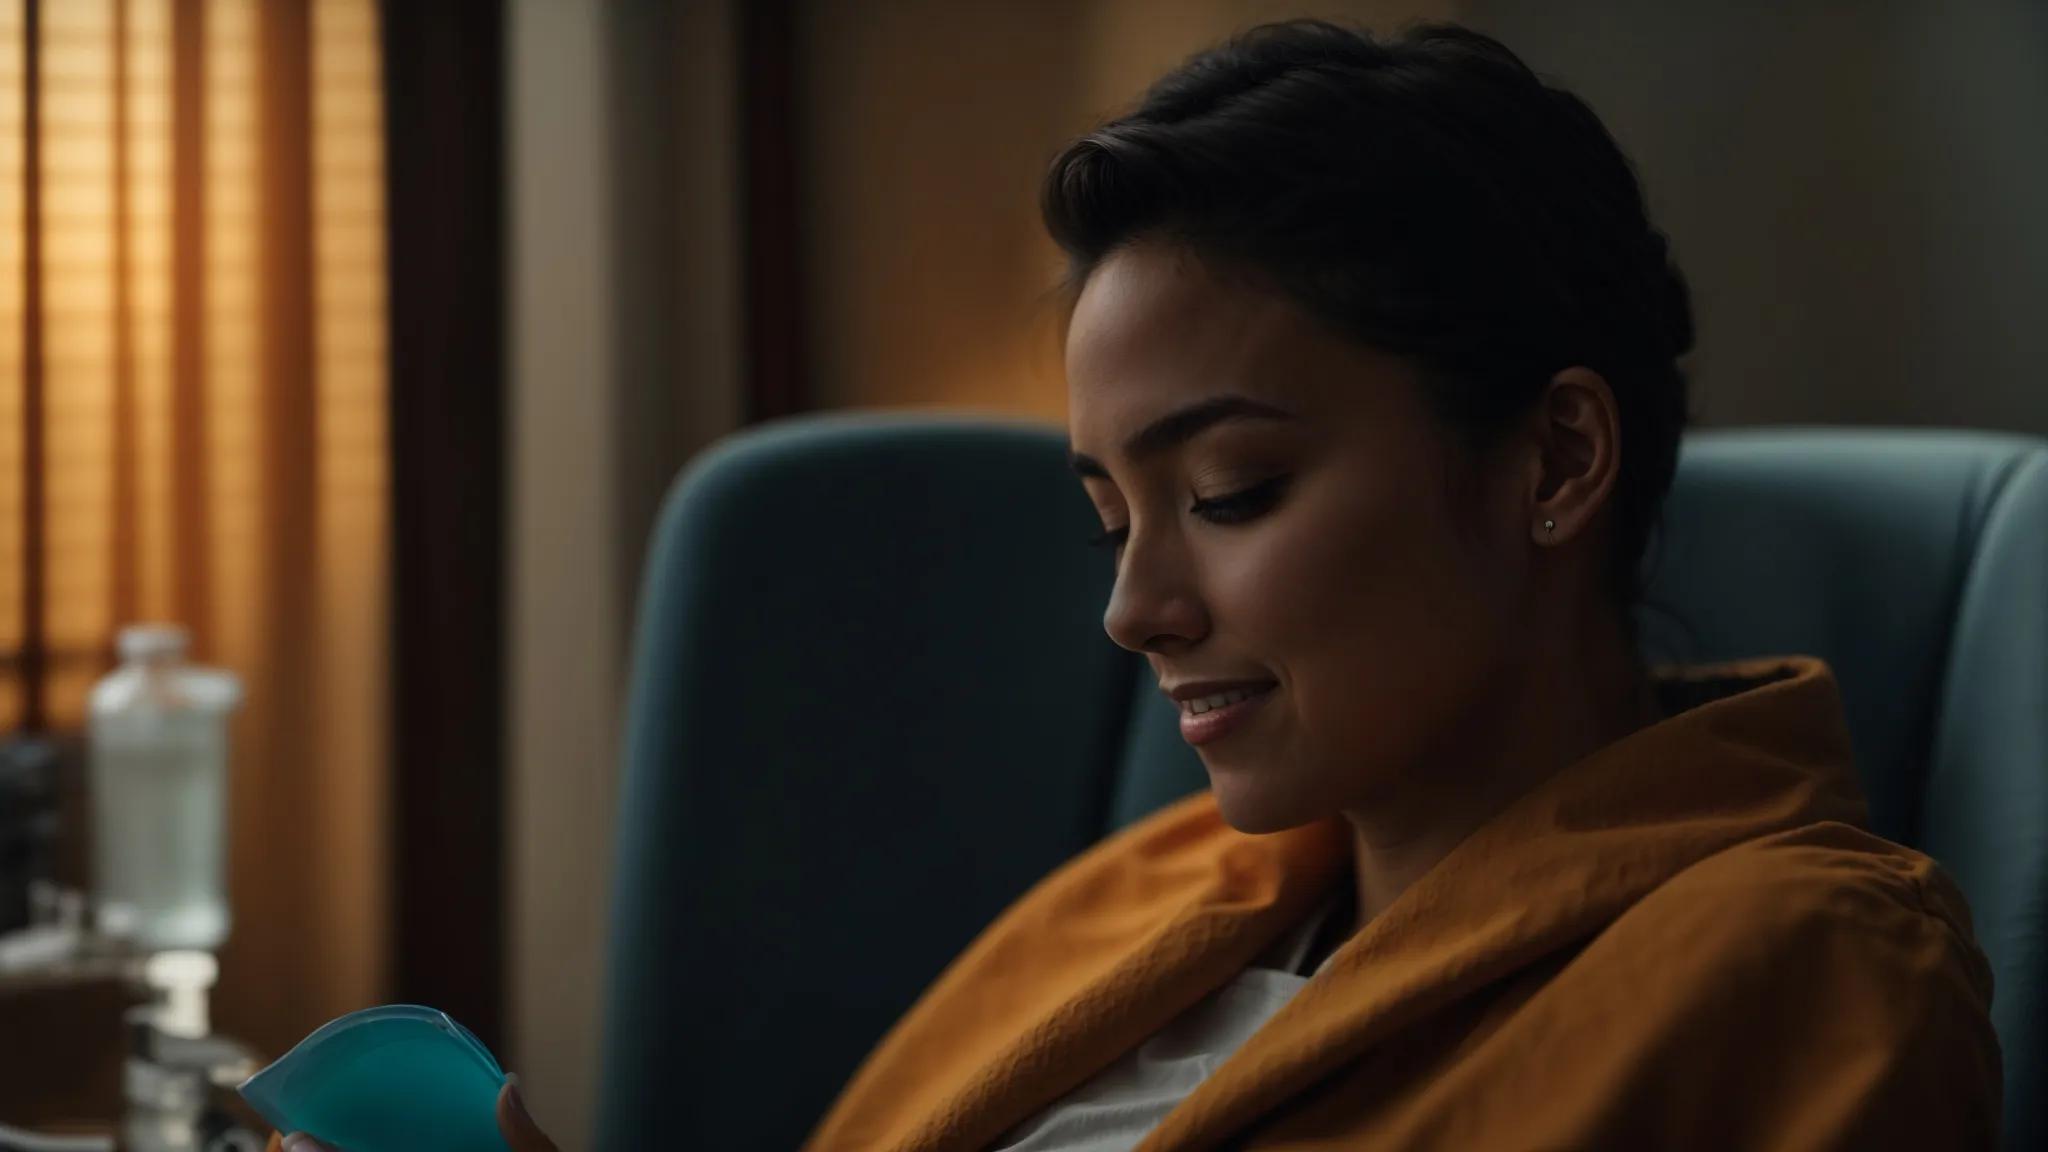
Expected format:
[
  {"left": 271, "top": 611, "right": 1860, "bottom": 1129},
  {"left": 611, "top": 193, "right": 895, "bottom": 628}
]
[{"left": 989, "top": 891, "right": 1348, "bottom": 1152}]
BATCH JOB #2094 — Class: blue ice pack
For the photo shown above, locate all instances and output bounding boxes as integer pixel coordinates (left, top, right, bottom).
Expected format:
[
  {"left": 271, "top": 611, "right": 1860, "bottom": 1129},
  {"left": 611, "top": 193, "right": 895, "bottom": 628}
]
[{"left": 237, "top": 1004, "right": 511, "bottom": 1152}]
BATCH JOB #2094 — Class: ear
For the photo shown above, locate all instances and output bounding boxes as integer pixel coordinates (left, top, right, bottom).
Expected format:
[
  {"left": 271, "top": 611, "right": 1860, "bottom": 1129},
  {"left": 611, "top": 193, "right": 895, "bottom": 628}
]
[{"left": 1526, "top": 366, "right": 1620, "bottom": 546}]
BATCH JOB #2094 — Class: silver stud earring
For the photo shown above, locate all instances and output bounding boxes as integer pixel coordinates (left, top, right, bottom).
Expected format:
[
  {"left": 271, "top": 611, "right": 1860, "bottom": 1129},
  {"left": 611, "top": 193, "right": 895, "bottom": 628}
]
[{"left": 1542, "top": 518, "right": 1556, "bottom": 540}]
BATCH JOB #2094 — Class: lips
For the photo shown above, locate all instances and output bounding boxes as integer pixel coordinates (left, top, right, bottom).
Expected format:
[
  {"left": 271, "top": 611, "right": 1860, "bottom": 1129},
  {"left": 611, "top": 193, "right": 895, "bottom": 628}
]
[{"left": 1177, "top": 682, "right": 1277, "bottom": 746}]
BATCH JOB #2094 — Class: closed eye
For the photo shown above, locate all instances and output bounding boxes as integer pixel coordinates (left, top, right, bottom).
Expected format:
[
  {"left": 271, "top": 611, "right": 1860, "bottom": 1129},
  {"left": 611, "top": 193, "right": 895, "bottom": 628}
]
[
  {"left": 1086, "top": 476, "right": 1290, "bottom": 551},
  {"left": 1190, "top": 475, "right": 1289, "bottom": 524}
]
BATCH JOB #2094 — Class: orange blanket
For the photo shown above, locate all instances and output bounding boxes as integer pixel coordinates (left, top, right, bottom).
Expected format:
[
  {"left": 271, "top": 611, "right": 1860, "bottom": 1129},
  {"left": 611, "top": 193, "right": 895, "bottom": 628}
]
[{"left": 802, "top": 658, "right": 2001, "bottom": 1150}]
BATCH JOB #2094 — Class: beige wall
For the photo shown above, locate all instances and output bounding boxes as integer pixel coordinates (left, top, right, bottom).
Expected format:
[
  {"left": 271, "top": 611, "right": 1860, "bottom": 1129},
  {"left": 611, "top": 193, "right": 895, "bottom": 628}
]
[
  {"left": 802, "top": 0, "right": 2048, "bottom": 434},
  {"left": 798, "top": 0, "right": 1458, "bottom": 419},
  {"left": 507, "top": 1, "right": 617, "bottom": 1145},
  {"left": 796, "top": 1, "right": 1081, "bottom": 418},
  {"left": 505, "top": 0, "right": 742, "bottom": 1144},
  {"left": 1466, "top": 0, "right": 2048, "bottom": 434}
]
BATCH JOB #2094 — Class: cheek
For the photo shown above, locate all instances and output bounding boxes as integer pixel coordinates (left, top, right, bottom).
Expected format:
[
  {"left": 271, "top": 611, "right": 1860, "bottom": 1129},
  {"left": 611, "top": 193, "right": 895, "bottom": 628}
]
[
  {"left": 1215, "top": 474, "right": 1517, "bottom": 786},
  {"left": 1218, "top": 470, "right": 1501, "bottom": 644}
]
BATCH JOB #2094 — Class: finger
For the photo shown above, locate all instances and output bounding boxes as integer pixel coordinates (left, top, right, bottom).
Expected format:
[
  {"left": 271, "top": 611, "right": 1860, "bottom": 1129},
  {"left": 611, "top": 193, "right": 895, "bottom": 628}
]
[
  {"left": 277, "top": 1135, "right": 336, "bottom": 1152},
  {"left": 498, "top": 1074, "right": 563, "bottom": 1152}
]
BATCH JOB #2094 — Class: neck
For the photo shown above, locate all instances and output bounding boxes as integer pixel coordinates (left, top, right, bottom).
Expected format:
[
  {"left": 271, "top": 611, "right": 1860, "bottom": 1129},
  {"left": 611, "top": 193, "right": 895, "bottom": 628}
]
[{"left": 1339, "top": 600, "right": 1663, "bottom": 926}]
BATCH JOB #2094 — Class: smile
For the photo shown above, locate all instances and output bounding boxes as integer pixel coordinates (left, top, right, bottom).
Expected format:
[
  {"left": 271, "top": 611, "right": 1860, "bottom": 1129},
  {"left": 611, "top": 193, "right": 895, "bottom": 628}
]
[
  {"left": 1178, "top": 682, "right": 1277, "bottom": 746},
  {"left": 1180, "top": 683, "right": 1273, "bottom": 715}
]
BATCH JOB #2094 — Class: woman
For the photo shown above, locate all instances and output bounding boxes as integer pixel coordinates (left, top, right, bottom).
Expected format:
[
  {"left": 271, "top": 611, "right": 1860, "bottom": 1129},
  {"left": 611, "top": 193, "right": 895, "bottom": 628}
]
[
  {"left": 801, "top": 18, "right": 1999, "bottom": 1152},
  {"left": 278, "top": 18, "right": 1999, "bottom": 1152}
]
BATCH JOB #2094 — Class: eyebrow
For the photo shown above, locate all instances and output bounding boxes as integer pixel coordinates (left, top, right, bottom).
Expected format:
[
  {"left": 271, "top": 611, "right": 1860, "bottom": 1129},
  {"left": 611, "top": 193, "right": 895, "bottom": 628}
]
[{"left": 1067, "top": 394, "right": 1299, "bottom": 480}]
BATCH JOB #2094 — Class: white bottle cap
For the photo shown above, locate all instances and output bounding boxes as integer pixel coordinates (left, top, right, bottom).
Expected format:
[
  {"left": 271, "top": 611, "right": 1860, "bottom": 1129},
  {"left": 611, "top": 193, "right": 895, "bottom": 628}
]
[
  {"left": 144, "top": 949, "right": 219, "bottom": 1039},
  {"left": 117, "top": 623, "right": 191, "bottom": 664}
]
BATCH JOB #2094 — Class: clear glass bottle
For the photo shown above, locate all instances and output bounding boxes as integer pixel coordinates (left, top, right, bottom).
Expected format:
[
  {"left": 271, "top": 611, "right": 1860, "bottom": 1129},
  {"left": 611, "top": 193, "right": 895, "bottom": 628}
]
[{"left": 88, "top": 624, "right": 242, "bottom": 952}]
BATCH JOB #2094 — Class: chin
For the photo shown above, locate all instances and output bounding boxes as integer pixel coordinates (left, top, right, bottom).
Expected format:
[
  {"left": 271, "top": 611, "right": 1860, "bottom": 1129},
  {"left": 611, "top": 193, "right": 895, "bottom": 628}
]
[{"left": 1207, "top": 773, "right": 1317, "bottom": 835}]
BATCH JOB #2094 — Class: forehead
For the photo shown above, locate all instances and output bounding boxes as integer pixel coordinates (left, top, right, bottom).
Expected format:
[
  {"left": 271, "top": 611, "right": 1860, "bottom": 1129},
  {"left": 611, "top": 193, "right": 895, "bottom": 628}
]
[{"left": 1065, "top": 243, "right": 1299, "bottom": 425}]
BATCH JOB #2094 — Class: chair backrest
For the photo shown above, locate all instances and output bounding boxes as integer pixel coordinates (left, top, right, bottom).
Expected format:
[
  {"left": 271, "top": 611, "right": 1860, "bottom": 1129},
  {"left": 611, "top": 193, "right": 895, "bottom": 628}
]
[{"left": 595, "top": 415, "right": 2046, "bottom": 1151}]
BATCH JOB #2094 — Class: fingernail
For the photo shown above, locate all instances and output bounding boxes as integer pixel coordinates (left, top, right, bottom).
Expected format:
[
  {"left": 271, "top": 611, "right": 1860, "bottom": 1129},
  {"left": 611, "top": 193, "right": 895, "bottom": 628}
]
[
  {"left": 281, "top": 1135, "right": 319, "bottom": 1152},
  {"left": 506, "top": 1074, "right": 533, "bottom": 1125}
]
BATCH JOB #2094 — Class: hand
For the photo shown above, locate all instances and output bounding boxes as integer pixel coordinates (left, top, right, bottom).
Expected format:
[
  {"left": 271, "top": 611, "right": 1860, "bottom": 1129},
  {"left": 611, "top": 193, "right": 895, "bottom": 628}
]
[{"left": 265, "top": 1074, "right": 561, "bottom": 1152}]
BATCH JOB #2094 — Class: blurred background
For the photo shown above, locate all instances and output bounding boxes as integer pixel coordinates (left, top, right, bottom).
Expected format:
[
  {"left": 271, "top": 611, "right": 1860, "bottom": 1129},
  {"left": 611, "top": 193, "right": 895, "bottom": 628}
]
[{"left": 0, "top": 0, "right": 2042, "bottom": 1145}]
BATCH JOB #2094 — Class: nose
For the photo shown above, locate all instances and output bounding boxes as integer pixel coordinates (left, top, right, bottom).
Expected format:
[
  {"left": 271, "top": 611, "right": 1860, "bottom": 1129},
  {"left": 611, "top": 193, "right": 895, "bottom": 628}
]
[{"left": 1101, "top": 528, "right": 1208, "bottom": 654}]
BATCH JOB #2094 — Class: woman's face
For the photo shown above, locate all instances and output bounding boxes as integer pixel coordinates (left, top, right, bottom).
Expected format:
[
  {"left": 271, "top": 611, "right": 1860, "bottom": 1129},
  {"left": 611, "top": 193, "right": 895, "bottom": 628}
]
[{"left": 1066, "top": 240, "right": 1537, "bottom": 834}]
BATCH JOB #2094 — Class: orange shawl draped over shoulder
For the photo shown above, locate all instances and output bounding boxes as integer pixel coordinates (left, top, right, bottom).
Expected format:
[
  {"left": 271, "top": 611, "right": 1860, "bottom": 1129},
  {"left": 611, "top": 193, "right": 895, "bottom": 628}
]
[{"left": 802, "top": 658, "right": 2002, "bottom": 1151}]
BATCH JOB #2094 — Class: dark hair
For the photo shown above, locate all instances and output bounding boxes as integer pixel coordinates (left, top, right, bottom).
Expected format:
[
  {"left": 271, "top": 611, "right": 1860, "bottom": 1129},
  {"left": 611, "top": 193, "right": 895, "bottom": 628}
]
[{"left": 1042, "top": 20, "right": 1693, "bottom": 603}]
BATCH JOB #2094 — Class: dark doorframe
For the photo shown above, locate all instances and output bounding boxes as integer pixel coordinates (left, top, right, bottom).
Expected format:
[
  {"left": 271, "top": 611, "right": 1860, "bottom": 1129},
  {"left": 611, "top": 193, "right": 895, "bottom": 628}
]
[
  {"left": 379, "top": 0, "right": 507, "bottom": 1055},
  {"left": 740, "top": 0, "right": 808, "bottom": 423}
]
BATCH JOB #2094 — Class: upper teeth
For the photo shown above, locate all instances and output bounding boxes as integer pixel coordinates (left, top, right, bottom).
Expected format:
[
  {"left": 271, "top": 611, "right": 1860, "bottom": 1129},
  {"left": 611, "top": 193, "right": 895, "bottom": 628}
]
[{"left": 1183, "top": 685, "right": 1267, "bottom": 715}]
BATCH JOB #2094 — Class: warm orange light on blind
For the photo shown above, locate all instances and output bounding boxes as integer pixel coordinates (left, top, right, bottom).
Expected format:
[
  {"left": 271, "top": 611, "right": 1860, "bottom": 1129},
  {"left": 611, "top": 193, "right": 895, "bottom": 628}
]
[
  {"left": 0, "top": 3, "right": 24, "bottom": 729},
  {"left": 40, "top": 0, "right": 119, "bottom": 724},
  {"left": 0, "top": 0, "right": 390, "bottom": 752},
  {"left": 127, "top": 0, "right": 174, "bottom": 632},
  {"left": 0, "top": 0, "right": 189, "bottom": 727},
  {"left": 309, "top": 0, "right": 389, "bottom": 1017},
  {"left": 0, "top": 0, "right": 392, "bottom": 1054},
  {"left": 203, "top": 0, "right": 258, "bottom": 721}
]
